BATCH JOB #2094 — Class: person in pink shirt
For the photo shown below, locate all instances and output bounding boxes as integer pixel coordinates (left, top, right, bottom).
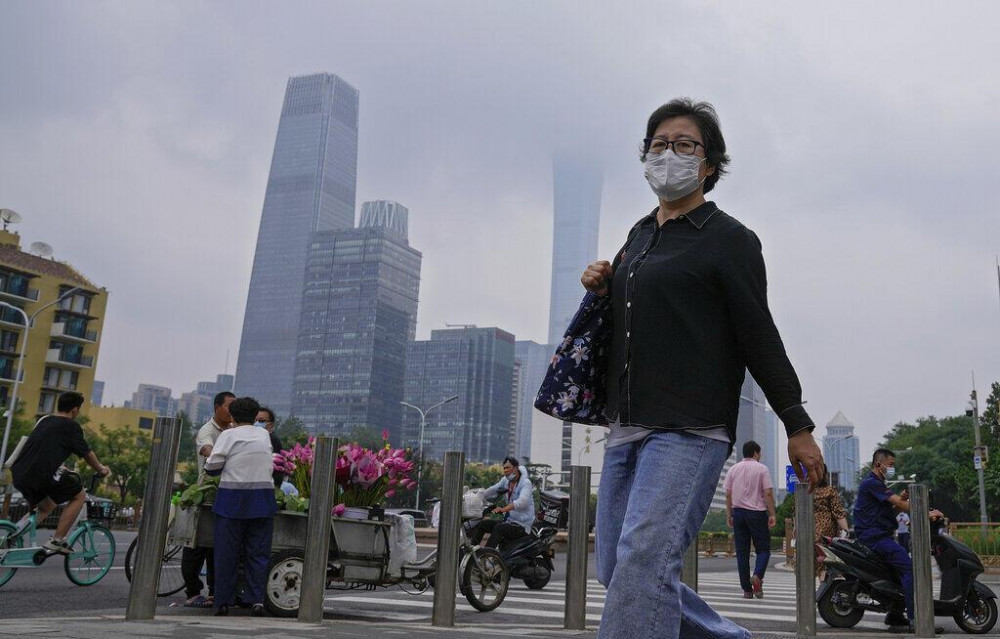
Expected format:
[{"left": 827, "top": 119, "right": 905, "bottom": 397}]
[{"left": 724, "top": 440, "right": 777, "bottom": 599}]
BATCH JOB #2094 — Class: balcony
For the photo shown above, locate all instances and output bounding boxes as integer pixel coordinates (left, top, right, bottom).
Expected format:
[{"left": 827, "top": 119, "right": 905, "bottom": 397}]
[
  {"left": 45, "top": 349, "right": 94, "bottom": 369},
  {"left": 50, "top": 322, "right": 99, "bottom": 343},
  {"left": 0, "top": 286, "right": 39, "bottom": 303}
]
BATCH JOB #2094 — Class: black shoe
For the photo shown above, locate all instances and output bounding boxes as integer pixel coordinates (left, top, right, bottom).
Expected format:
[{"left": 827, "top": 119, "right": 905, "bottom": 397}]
[
  {"left": 891, "top": 622, "right": 945, "bottom": 634},
  {"left": 251, "top": 603, "right": 264, "bottom": 617},
  {"left": 215, "top": 605, "right": 229, "bottom": 616},
  {"left": 884, "top": 612, "right": 909, "bottom": 626}
]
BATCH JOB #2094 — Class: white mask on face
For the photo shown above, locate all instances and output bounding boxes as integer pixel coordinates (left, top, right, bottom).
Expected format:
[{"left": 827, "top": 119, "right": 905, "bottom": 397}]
[
  {"left": 885, "top": 466, "right": 896, "bottom": 480},
  {"left": 644, "top": 149, "right": 705, "bottom": 202},
  {"left": 253, "top": 421, "right": 267, "bottom": 429}
]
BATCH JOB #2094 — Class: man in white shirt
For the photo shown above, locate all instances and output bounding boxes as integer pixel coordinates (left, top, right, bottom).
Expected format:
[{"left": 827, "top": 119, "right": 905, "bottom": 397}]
[{"left": 181, "top": 391, "right": 234, "bottom": 608}]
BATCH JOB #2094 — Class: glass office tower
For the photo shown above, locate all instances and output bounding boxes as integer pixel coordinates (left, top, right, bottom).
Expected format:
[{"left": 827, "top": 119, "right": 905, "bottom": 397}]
[
  {"left": 235, "top": 73, "right": 360, "bottom": 415},
  {"left": 291, "top": 202, "right": 421, "bottom": 439}
]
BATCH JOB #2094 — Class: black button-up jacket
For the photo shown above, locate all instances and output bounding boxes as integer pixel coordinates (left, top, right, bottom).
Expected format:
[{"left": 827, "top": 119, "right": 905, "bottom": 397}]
[{"left": 605, "top": 201, "right": 814, "bottom": 442}]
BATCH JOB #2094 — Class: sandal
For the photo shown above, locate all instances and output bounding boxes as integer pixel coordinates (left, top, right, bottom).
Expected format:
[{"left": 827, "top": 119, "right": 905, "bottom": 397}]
[{"left": 184, "top": 595, "right": 209, "bottom": 608}]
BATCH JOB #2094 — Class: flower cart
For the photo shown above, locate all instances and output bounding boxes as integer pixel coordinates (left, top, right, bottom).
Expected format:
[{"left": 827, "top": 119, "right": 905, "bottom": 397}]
[{"left": 165, "top": 437, "right": 510, "bottom": 617}]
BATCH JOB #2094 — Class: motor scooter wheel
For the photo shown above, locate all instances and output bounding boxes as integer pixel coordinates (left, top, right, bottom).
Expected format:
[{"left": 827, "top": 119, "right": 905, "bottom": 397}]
[
  {"left": 817, "top": 579, "right": 864, "bottom": 628},
  {"left": 523, "top": 565, "right": 551, "bottom": 590},
  {"left": 953, "top": 587, "right": 998, "bottom": 634}
]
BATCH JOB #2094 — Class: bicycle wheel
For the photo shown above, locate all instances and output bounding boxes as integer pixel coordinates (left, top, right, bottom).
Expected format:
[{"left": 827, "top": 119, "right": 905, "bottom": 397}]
[
  {"left": 64, "top": 524, "right": 116, "bottom": 586},
  {"left": 124, "top": 536, "right": 187, "bottom": 597},
  {"left": 0, "top": 521, "right": 22, "bottom": 588},
  {"left": 461, "top": 547, "right": 509, "bottom": 612}
]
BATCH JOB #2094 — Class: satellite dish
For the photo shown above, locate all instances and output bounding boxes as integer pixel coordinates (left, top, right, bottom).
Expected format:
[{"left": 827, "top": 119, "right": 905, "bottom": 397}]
[
  {"left": 29, "top": 241, "right": 53, "bottom": 258},
  {"left": 0, "top": 209, "right": 21, "bottom": 230}
]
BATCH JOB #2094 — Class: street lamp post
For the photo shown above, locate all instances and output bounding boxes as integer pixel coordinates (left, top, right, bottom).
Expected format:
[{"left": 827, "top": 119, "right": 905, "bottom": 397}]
[
  {"left": 401, "top": 395, "right": 458, "bottom": 510},
  {"left": 0, "top": 286, "right": 83, "bottom": 470}
]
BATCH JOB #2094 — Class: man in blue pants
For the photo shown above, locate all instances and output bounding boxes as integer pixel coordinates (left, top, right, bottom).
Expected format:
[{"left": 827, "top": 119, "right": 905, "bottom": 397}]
[{"left": 854, "top": 448, "right": 944, "bottom": 631}]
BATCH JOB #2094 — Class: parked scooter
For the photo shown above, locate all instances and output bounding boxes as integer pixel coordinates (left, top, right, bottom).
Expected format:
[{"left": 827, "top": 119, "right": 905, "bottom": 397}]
[
  {"left": 495, "top": 521, "right": 558, "bottom": 590},
  {"left": 815, "top": 522, "right": 998, "bottom": 634}
]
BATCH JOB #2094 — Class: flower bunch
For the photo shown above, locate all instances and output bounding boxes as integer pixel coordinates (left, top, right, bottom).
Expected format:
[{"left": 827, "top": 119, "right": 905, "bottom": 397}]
[
  {"left": 276, "top": 437, "right": 316, "bottom": 498},
  {"left": 334, "top": 437, "right": 416, "bottom": 510}
]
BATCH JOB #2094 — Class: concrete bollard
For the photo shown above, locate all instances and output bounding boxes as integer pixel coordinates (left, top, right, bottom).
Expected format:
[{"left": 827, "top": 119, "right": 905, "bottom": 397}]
[
  {"left": 564, "top": 465, "right": 591, "bottom": 630},
  {"left": 681, "top": 538, "right": 699, "bottom": 592},
  {"left": 298, "top": 436, "right": 337, "bottom": 623},
  {"left": 432, "top": 451, "right": 465, "bottom": 627},
  {"left": 125, "top": 417, "right": 182, "bottom": 620},
  {"left": 910, "top": 484, "right": 935, "bottom": 638},
  {"left": 794, "top": 481, "right": 816, "bottom": 638}
]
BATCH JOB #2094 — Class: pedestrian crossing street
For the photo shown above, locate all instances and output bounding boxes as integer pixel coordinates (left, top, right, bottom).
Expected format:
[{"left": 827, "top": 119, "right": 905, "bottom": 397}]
[{"left": 321, "top": 570, "right": 910, "bottom": 631}]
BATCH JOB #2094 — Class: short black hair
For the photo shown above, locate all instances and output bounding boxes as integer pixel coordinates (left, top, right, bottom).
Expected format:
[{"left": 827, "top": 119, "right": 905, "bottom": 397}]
[
  {"left": 57, "top": 391, "right": 85, "bottom": 413},
  {"left": 228, "top": 397, "right": 261, "bottom": 425},
  {"left": 742, "top": 440, "right": 761, "bottom": 458},
  {"left": 213, "top": 391, "right": 235, "bottom": 409},
  {"left": 258, "top": 406, "right": 276, "bottom": 422},
  {"left": 502, "top": 456, "right": 520, "bottom": 468},
  {"left": 873, "top": 448, "right": 895, "bottom": 465},
  {"left": 645, "top": 98, "right": 730, "bottom": 194}
]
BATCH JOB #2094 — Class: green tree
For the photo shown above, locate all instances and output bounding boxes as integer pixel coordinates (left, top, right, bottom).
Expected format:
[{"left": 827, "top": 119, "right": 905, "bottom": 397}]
[
  {"left": 274, "top": 416, "right": 309, "bottom": 447},
  {"left": 880, "top": 413, "right": 1000, "bottom": 522},
  {"left": 175, "top": 411, "right": 197, "bottom": 464},
  {"left": 86, "top": 424, "right": 152, "bottom": 503},
  {"left": 983, "top": 381, "right": 1000, "bottom": 443}
]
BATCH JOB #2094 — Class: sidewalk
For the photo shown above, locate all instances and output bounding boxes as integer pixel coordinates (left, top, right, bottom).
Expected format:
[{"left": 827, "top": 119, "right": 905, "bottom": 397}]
[{"left": 0, "top": 614, "right": 985, "bottom": 639}]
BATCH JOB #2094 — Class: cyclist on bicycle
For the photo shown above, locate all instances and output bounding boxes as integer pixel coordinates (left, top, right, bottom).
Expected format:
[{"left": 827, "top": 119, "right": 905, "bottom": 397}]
[{"left": 10, "top": 391, "right": 109, "bottom": 554}]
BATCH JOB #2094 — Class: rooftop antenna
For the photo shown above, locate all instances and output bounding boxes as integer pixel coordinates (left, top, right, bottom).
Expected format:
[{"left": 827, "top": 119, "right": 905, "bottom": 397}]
[
  {"left": 29, "top": 241, "right": 53, "bottom": 258},
  {"left": 0, "top": 209, "right": 21, "bottom": 230},
  {"left": 445, "top": 323, "right": 477, "bottom": 329}
]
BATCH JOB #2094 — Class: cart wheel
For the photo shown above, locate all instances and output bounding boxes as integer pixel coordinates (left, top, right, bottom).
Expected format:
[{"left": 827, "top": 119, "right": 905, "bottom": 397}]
[
  {"left": 0, "top": 522, "right": 22, "bottom": 588},
  {"left": 265, "top": 550, "right": 305, "bottom": 618},
  {"left": 461, "top": 547, "right": 509, "bottom": 612}
]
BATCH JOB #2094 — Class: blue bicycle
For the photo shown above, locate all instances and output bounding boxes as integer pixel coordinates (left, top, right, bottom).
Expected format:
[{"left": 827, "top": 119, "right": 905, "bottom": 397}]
[{"left": 0, "top": 475, "right": 116, "bottom": 588}]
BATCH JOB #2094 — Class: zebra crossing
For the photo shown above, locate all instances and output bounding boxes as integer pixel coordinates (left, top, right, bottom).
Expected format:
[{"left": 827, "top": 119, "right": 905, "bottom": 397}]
[{"left": 320, "top": 570, "right": 892, "bottom": 631}]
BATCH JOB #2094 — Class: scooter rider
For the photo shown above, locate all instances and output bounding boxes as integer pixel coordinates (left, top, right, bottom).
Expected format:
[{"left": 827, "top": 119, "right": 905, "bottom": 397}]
[
  {"left": 468, "top": 456, "right": 534, "bottom": 549},
  {"left": 853, "top": 448, "right": 944, "bottom": 630}
]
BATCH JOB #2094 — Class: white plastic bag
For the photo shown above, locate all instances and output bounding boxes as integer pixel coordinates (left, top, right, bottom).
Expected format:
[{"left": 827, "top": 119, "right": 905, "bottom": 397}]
[
  {"left": 386, "top": 514, "right": 417, "bottom": 577},
  {"left": 462, "top": 489, "right": 486, "bottom": 518}
]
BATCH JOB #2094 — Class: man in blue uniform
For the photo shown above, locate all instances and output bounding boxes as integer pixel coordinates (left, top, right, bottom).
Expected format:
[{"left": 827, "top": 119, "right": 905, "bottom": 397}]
[{"left": 853, "top": 448, "right": 944, "bottom": 630}]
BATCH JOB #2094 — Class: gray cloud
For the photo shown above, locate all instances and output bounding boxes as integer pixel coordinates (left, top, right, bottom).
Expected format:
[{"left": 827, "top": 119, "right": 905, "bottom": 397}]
[{"left": 1, "top": 0, "right": 998, "bottom": 459}]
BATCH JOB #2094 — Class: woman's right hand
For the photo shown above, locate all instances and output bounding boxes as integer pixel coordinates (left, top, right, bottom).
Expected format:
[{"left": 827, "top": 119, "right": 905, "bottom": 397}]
[{"left": 581, "top": 260, "right": 613, "bottom": 295}]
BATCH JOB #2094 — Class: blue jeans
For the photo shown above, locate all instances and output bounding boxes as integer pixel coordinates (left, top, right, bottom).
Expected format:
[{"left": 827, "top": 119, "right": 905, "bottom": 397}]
[
  {"left": 213, "top": 515, "right": 273, "bottom": 608},
  {"left": 732, "top": 508, "right": 770, "bottom": 592},
  {"left": 596, "top": 431, "right": 750, "bottom": 639},
  {"left": 866, "top": 537, "right": 913, "bottom": 621}
]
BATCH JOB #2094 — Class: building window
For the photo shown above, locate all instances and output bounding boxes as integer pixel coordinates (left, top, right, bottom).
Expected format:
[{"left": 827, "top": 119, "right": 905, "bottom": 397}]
[{"left": 138, "top": 417, "right": 154, "bottom": 430}]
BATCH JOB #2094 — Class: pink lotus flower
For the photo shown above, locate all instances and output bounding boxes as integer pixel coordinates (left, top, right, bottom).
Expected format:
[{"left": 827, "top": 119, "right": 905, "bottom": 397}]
[
  {"left": 332, "top": 503, "right": 346, "bottom": 516},
  {"left": 384, "top": 489, "right": 396, "bottom": 498},
  {"left": 381, "top": 429, "right": 390, "bottom": 441}
]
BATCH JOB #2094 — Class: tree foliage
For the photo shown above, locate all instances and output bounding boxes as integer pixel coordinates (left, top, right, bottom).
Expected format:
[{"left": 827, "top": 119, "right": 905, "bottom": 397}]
[
  {"left": 984, "top": 381, "right": 1000, "bottom": 443},
  {"left": 274, "top": 416, "right": 309, "bottom": 447},
  {"left": 85, "top": 424, "right": 152, "bottom": 504},
  {"left": 879, "top": 412, "right": 1000, "bottom": 522}
]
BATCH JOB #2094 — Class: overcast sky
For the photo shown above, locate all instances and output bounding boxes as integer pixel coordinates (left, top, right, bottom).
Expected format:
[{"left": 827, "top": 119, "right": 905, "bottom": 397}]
[{"left": 2, "top": 1, "right": 998, "bottom": 460}]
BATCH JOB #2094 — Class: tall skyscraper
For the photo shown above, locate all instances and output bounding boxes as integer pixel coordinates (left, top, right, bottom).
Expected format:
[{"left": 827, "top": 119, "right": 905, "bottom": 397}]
[
  {"left": 547, "top": 158, "right": 602, "bottom": 345},
  {"left": 403, "top": 327, "right": 515, "bottom": 463},
  {"left": 235, "top": 73, "right": 360, "bottom": 415},
  {"left": 90, "top": 380, "right": 105, "bottom": 407},
  {"left": 823, "top": 411, "right": 861, "bottom": 491},
  {"left": 513, "top": 340, "right": 552, "bottom": 461},
  {"left": 291, "top": 201, "right": 421, "bottom": 439}
]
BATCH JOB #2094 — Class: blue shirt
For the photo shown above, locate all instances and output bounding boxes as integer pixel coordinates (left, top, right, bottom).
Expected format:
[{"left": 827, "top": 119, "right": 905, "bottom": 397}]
[
  {"left": 853, "top": 471, "right": 896, "bottom": 543},
  {"left": 483, "top": 467, "right": 535, "bottom": 533}
]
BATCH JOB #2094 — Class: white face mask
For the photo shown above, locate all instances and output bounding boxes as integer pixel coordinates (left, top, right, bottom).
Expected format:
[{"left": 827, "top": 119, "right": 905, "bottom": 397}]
[
  {"left": 885, "top": 466, "right": 896, "bottom": 480},
  {"left": 644, "top": 149, "right": 705, "bottom": 202},
  {"left": 253, "top": 421, "right": 267, "bottom": 429}
]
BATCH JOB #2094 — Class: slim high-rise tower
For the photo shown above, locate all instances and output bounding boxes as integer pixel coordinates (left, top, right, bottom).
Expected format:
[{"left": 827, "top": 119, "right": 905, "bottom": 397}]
[
  {"left": 547, "top": 158, "right": 602, "bottom": 344},
  {"left": 235, "top": 73, "right": 360, "bottom": 415}
]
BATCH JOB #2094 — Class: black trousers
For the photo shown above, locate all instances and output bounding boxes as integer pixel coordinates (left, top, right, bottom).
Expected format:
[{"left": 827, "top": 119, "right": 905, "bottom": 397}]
[
  {"left": 181, "top": 546, "right": 215, "bottom": 598},
  {"left": 469, "top": 519, "right": 528, "bottom": 549}
]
